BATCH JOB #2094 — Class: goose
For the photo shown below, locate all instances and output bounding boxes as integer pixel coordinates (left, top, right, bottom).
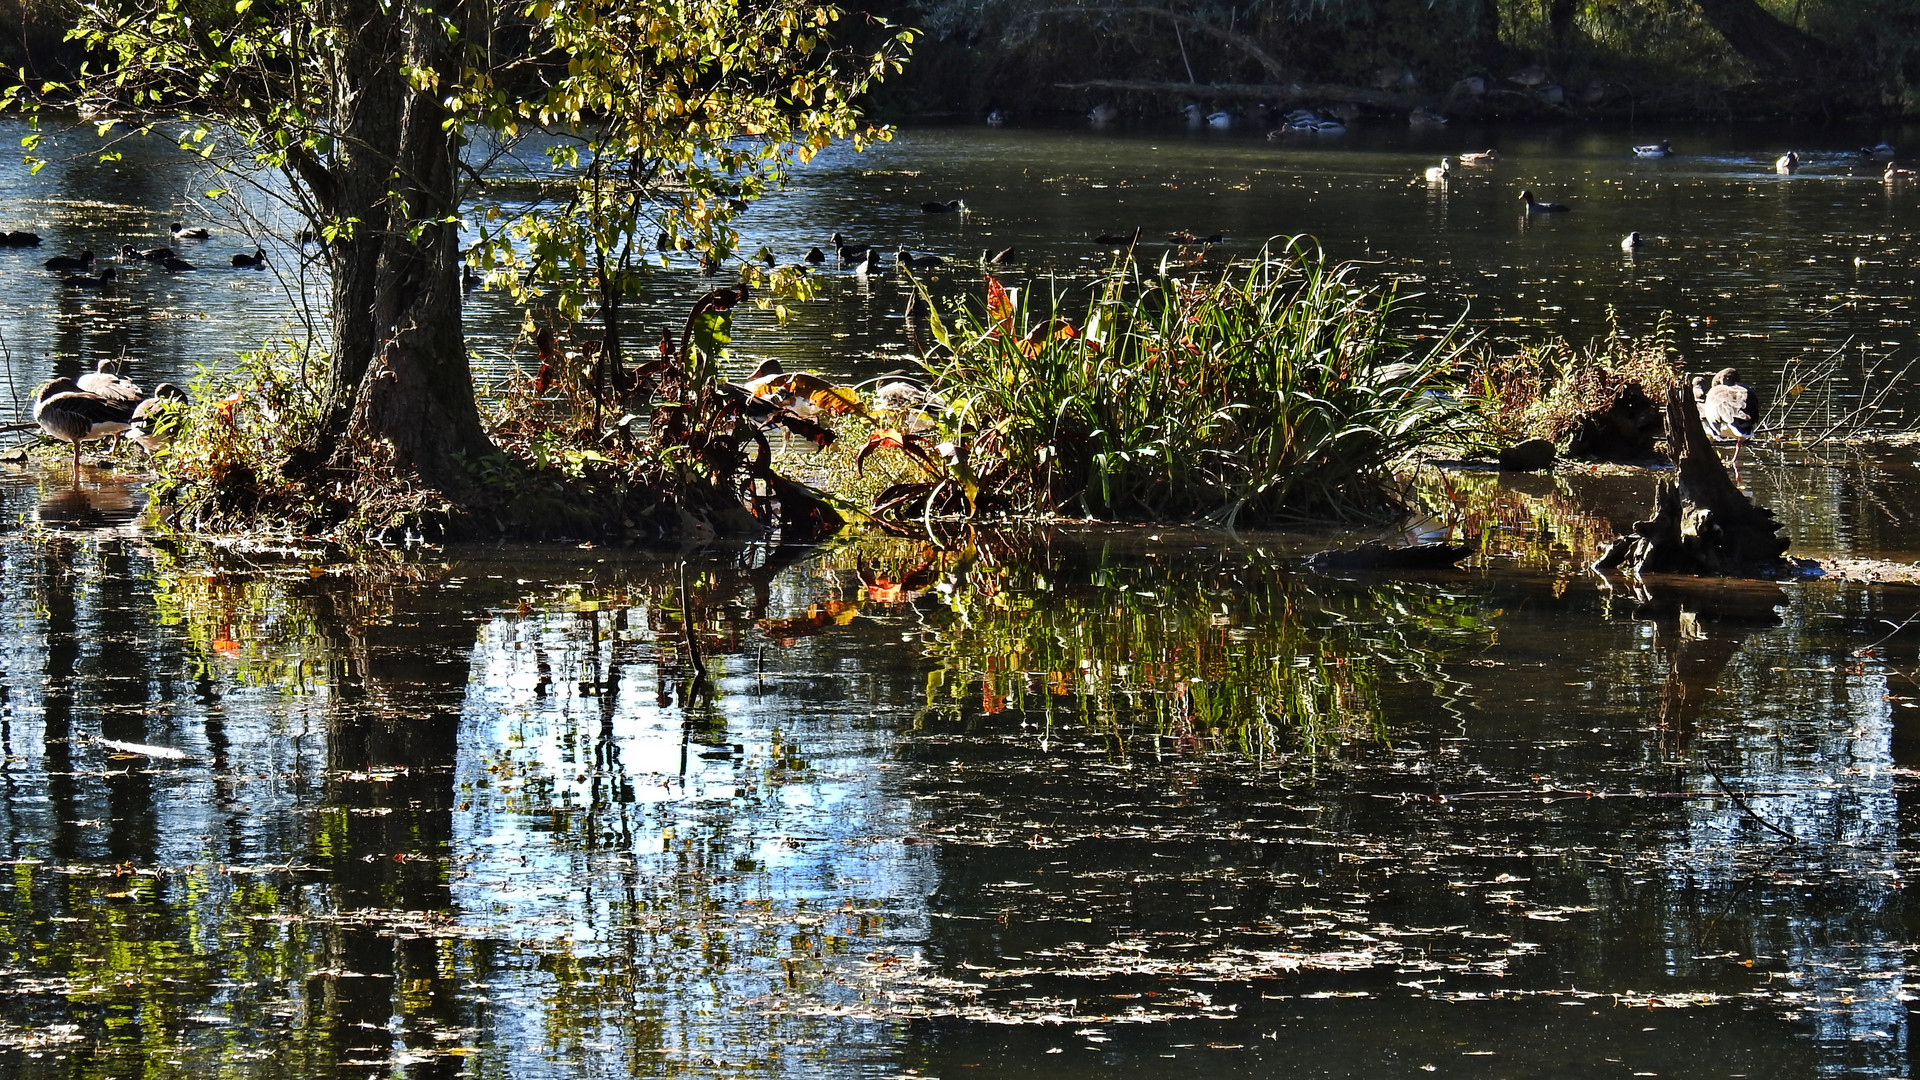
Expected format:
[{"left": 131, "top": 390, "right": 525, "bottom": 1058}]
[
  {"left": 62, "top": 267, "right": 117, "bottom": 287},
  {"left": 920, "top": 199, "right": 966, "bottom": 213},
  {"left": 1424, "top": 157, "right": 1451, "bottom": 182},
  {"left": 895, "top": 248, "right": 943, "bottom": 270},
  {"left": 77, "top": 358, "right": 142, "bottom": 406},
  {"left": 803, "top": 247, "right": 826, "bottom": 265},
  {"left": 2, "top": 231, "right": 39, "bottom": 247},
  {"left": 1087, "top": 103, "right": 1119, "bottom": 125},
  {"left": 168, "top": 222, "right": 210, "bottom": 240},
  {"left": 33, "top": 377, "right": 134, "bottom": 484},
  {"left": 1632, "top": 141, "right": 1672, "bottom": 157},
  {"left": 1861, "top": 143, "right": 1897, "bottom": 159},
  {"left": 1775, "top": 151, "right": 1799, "bottom": 174},
  {"left": 230, "top": 247, "right": 266, "bottom": 268},
  {"left": 129, "top": 383, "right": 189, "bottom": 452},
  {"left": 1884, "top": 162, "right": 1917, "bottom": 181},
  {"left": 1458, "top": 149, "right": 1499, "bottom": 165},
  {"left": 1697, "top": 368, "right": 1758, "bottom": 466},
  {"left": 1519, "top": 189, "right": 1571, "bottom": 213},
  {"left": 1621, "top": 231, "right": 1646, "bottom": 251},
  {"left": 43, "top": 249, "right": 93, "bottom": 272},
  {"left": 830, "top": 232, "right": 870, "bottom": 262}
]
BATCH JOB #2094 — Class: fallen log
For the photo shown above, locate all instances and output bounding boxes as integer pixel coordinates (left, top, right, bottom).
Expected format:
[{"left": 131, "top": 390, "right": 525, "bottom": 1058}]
[
  {"left": 1306, "top": 539, "right": 1473, "bottom": 572},
  {"left": 1592, "top": 386, "right": 1788, "bottom": 577}
]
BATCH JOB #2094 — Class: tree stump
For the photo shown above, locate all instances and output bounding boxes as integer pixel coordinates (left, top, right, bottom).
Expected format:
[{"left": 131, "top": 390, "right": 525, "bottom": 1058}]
[{"left": 1592, "top": 386, "right": 1789, "bottom": 576}]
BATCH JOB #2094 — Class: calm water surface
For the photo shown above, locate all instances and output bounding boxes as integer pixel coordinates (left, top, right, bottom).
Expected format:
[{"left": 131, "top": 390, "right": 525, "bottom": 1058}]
[
  {"left": 4, "top": 114, "right": 1920, "bottom": 1078},
  {"left": 1, "top": 461, "right": 1920, "bottom": 1077}
]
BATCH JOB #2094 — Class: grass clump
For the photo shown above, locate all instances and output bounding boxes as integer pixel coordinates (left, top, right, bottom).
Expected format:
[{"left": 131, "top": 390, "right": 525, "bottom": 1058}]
[
  {"left": 1466, "top": 316, "right": 1685, "bottom": 448},
  {"left": 893, "top": 241, "right": 1478, "bottom": 526}
]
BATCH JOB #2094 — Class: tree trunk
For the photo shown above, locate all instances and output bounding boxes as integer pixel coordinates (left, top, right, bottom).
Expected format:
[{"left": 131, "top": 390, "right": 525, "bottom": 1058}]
[
  {"left": 296, "top": 0, "right": 495, "bottom": 496},
  {"left": 1689, "top": 0, "right": 1848, "bottom": 74},
  {"left": 1593, "top": 386, "right": 1790, "bottom": 577}
]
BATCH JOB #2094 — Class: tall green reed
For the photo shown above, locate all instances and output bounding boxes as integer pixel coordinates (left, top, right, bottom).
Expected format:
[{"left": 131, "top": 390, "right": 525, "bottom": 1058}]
[{"left": 912, "top": 240, "right": 1478, "bottom": 526}]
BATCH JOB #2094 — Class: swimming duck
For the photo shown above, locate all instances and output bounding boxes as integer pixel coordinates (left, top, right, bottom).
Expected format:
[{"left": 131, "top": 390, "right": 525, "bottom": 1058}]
[
  {"left": 33, "top": 377, "right": 134, "bottom": 484},
  {"left": 1518, "top": 190, "right": 1571, "bottom": 213},
  {"left": 1180, "top": 102, "right": 1205, "bottom": 126},
  {"left": 1095, "top": 228, "right": 1141, "bottom": 245},
  {"left": 1087, "top": 103, "right": 1119, "bottom": 125},
  {"left": 1884, "top": 162, "right": 1917, "bottom": 181},
  {"left": 169, "top": 222, "right": 210, "bottom": 240},
  {"left": 920, "top": 199, "right": 966, "bottom": 214},
  {"left": 1423, "top": 157, "right": 1451, "bottom": 182},
  {"left": 1205, "top": 110, "right": 1236, "bottom": 129},
  {"left": 1632, "top": 141, "right": 1672, "bottom": 157},
  {"left": 1169, "top": 230, "right": 1224, "bottom": 244},
  {"left": 1697, "top": 368, "right": 1758, "bottom": 466},
  {"left": 121, "top": 244, "right": 169, "bottom": 262},
  {"left": 1620, "top": 231, "right": 1646, "bottom": 251},
  {"left": 1861, "top": 143, "right": 1897, "bottom": 159},
  {"left": 43, "top": 249, "right": 93, "bottom": 272},
  {"left": 984, "top": 246, "right": 1016, "bottom": 265},
  {"left": 1774, "top": 151, "right": 1799, "bottom": 174},
  {"left": 985, "top": 108, "right": 1006, "bottom": 127},
  {"left": 1, "top": 231, "right": 39, "bottom": 247},
  {"left": 1458, "top": 149, "right": 1499, "bottom": 165},
  {"left": 160, "top": 255, "right": 196, "bottom": 272},
  {"left": 804, "top": 247, "right": 826, "bottom": 265},
  {"left": 895, "top": 248, "right": 943, "bottom": 270},
  {"left": 852, "top": 248, "right": 881, "bottom": 276},
  {"left": 230, "top": 247, "right": 266, "bottom": 268},
  {"left": 62, "top": 266, "right": 117, "bottom": 287}
]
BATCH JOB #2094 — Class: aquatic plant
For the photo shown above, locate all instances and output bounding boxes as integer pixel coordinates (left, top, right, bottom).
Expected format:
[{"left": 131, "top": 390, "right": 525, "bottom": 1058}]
[
  {"left": 1467, "top": 314, "right": 1684, "bottom": 446},
  {"left": 887, "top": 242, "right": 1478, "bottom": 527}
]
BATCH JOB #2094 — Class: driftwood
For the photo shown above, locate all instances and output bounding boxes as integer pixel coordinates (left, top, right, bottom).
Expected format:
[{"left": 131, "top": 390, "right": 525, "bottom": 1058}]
[
  {"left": 1592, "top": 386, "right": 1788, "bottom": 577},
  {"left": 1306, "top": 539, "right": 1473, "bottom": 573}
]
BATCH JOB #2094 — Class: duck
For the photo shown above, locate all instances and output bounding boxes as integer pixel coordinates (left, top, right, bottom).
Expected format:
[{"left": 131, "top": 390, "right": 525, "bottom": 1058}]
[
  {"left": 804, "top": 247, "right": 826, "bottom": 265},
  {"left": 920, "top": 199, "right": 966, "bottom": 214},
  {"left": 1696, "top": 368, "right": 1759, "bottom": 466},
  {"left": 1508, "top": 65, "right": 1551, "bottom": 88},
  {"left": 1180, "top": 102, "right": 1205, "bottom": 126},
  {"left": 1861, "top": 143, "right": 1897, "bottom": 159},
  {"left": 1632, "top": 141, "right": 1672, "bottom": 157},
  {"left": 62, "top": 267, "right": 117, "bottom": 287},
  {"left": 1621, "top": 231, "right": 1646, "bottom": 251},
  {"left": 462, "top": 262, "right": 481, "bottom": 290},
  {"left": 77, "top": 358, "right": 142, "bottom": 405},
  {"left": 1094, "top": 228, "right": 1141, "bottom": 246},
  {"left": 1775, "top": 151, "right": 1799, "bottom": 174},
  {"left": 1408, "top": 106, "right": 1449, "bottom": 127},
  {"left": 1458, "top": 149, "right": 1499, "bottom": 165},
  {"left": 895, "top": 248, "right": 943, "bottom": 270},
  {"left": 43, "top": 249, "right": 93, "bottom": 272},
  {"left": 1, "top": 231, "right": 40, "bottom": 247},
  {"left": 985, "top": 108, "right": 1007, "bottom": 127},
  {"left": 168, "top": 222, "right": 210, "bottom": 240},
  {"left": 1087, "top": 103, "right": 1119, "bottom": 125},
  {"left": 1518, "top": 189, "right": 1571, "bottom": 213},
  {"left": 984, "top": 245, "right": 1016, "bottom": 265},
  {"left": 1424, "top": 157, "right": 1451, "bottom": 182},
  {"left": 160, "top": 255, "right": 196, "bottom": 272},
  {"left": 831, "top": 232, "right": 871, "bottom": 262},
  {"left": 1534, "top": 83, "right": 1566, "bottom": 105},
  {"left": 852, "top": 248, "right": 881, "bottom": 276},
  {"left": 1205, "top": 109, "right": 1236, "bottom": 129},
  {"left": 230, "top": 247, "right": 266, "bottom": 268},
  {"left": 1169, "top": 230, "right": 1224, "bottom": 244},
  {"left": 129, "top": 383, "right": 189, "bottom": 452},
  {"left": 122, "top": 244, "right": 172, "bottom": 262},
  {"left": 33, "top": 377, "right": 134, "bottom": 484},
  {"left": 1884, "top": 162, "right": 1917, "bottom": 181}
]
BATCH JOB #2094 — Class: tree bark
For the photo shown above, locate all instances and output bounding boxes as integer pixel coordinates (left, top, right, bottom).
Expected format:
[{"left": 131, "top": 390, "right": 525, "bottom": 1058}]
[
  {"left": 297, "top": 0, "right": 495, "bottom": 495},
  {"left": 1689, "top": 0, "right": 1848, "bottom": 74}
]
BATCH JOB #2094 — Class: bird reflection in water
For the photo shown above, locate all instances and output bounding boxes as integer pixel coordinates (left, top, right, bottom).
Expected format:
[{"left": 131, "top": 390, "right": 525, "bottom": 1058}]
[{"left": 33, "top": 479, "right": 141, "bottom": 531}]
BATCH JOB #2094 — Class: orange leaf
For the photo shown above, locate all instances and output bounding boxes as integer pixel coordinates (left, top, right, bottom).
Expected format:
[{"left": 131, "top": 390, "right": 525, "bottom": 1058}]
[{"left": 985, "top": 275, "right": 1014, "bottom": 334}]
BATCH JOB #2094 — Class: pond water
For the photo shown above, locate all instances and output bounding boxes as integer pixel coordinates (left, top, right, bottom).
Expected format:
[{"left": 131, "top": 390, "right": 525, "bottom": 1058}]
[{"left": 4, "top": 115, "right": 1920, "bottom": 1078}]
